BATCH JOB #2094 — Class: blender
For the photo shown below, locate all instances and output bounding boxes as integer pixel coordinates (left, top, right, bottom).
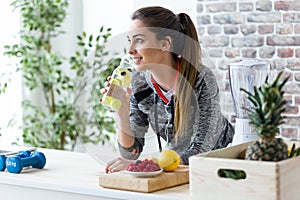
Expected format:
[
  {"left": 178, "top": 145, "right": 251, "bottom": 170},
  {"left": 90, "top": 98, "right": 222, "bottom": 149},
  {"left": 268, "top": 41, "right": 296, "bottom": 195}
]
[{"left": 228, "top": 59, "right": 270, "bottom": 146}]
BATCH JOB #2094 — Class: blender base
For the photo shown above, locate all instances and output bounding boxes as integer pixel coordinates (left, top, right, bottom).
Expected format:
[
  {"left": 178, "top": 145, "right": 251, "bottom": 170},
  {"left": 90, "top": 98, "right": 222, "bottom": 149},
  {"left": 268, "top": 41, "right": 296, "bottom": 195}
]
[{"left": 231, "top": 118, "right": 258, "bottom": 146}]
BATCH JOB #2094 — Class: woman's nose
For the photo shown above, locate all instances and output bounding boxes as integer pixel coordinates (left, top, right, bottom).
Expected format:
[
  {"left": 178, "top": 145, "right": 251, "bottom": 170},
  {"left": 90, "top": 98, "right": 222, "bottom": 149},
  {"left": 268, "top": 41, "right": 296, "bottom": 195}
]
[
  {"left": 128, "top": 44, "right": 137, "bottom": 55},
  {"left": 128, "top": 49, "right": 137, "bottom": 55}
]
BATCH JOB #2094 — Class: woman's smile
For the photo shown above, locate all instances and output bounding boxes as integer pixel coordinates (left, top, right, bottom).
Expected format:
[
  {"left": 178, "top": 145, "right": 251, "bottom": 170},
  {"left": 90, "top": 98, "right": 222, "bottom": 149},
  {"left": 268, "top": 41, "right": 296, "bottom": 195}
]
[{"left": 132, "top": 56, "right": 143, "bottom": 65}]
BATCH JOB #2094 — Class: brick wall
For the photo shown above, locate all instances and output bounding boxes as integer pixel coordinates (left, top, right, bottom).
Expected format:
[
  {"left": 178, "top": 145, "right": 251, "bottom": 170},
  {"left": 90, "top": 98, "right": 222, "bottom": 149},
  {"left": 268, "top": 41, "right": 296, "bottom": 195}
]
[{"left": 196, "top": 0, "right": 300, "bottom": 140}]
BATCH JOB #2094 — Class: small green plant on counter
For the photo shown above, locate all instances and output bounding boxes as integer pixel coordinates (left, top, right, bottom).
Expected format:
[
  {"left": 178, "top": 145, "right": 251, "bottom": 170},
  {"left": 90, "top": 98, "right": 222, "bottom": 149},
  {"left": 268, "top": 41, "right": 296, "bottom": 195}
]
[
  {"left": 218, "top": 168, "right": 246, "bottom": 180},
  {"left": 2, "top": 0, "right": 120, "bottom": 150}
]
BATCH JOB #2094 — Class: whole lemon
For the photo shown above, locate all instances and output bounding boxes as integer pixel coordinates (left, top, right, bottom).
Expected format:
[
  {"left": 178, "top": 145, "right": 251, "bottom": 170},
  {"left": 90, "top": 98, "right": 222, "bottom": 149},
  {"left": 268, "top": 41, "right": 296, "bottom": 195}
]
[{"left": 157, "top": 149, "right": 180, "bottom": 172}]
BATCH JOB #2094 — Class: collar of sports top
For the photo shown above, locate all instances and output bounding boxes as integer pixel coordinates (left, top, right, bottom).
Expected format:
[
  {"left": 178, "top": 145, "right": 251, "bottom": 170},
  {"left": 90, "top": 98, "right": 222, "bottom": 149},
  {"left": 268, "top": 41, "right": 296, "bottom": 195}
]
[
  {"left": 153, "top": 57, "right": 180, "bottom": 152},
  {"left": 151, "top": 58, "right": 180, "bottom": 104}
]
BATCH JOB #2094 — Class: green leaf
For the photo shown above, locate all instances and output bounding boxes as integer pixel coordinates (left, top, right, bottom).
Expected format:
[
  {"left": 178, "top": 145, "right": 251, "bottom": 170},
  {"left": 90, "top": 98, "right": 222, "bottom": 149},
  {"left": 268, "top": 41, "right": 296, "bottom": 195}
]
[
  {"left": 2, "top": 0, "right": 120, "bottom": 151},
  {"left": 241, "top": 71, "right": 289, "bottom": 138}
]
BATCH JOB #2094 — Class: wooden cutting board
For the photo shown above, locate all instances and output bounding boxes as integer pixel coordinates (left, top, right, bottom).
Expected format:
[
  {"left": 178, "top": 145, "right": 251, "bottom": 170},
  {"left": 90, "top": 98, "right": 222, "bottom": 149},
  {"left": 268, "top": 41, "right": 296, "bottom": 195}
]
[{"left": 99, "top": 165, "right": 189, "bottom": 193}]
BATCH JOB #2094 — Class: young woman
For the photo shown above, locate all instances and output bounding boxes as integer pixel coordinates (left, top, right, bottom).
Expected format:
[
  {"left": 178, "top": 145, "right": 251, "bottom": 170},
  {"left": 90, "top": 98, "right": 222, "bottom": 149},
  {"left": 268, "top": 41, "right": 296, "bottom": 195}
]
[{"left": 101, "top": 6, "right": 234, "bottom": 173}]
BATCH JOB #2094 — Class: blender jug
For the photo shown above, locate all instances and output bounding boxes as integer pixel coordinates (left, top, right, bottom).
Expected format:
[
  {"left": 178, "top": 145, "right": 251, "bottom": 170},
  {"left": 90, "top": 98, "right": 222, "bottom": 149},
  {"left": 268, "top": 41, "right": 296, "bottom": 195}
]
[{"left": 228, "top": 59, "right": 270, "bottom": 145}]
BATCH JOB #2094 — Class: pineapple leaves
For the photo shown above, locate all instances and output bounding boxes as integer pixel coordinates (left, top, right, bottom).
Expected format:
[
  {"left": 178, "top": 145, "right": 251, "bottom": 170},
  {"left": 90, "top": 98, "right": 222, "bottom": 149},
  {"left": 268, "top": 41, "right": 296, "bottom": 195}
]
[{"left": 240, "top": 71, "right": 290, "bottom": 138}]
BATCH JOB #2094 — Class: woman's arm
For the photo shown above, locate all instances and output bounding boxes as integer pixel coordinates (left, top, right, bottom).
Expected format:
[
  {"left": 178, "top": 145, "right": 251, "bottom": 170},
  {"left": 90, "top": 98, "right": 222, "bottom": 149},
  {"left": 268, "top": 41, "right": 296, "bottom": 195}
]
[
  {"left": 115, "top": 88, "right": 135, "bottom": 148},
  {"left": 117, "top": 73, "right": 151, "bottom": 160},
  {"left": 179, "top": 66, "right": 234, "bottom": 164}
]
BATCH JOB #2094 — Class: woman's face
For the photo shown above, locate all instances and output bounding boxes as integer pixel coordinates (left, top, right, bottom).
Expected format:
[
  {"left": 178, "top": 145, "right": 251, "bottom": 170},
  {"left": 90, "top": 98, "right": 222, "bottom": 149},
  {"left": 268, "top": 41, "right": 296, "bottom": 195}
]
[{"left": 127, "top": 19, "right": 166, "bottom": 72}]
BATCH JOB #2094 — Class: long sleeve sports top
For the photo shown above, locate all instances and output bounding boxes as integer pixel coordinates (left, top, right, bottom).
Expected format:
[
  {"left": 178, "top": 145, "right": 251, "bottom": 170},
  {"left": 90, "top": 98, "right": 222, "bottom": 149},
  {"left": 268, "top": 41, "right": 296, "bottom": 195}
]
[{"left": 118, "top": 65, "right": 234, "bottom": 165}]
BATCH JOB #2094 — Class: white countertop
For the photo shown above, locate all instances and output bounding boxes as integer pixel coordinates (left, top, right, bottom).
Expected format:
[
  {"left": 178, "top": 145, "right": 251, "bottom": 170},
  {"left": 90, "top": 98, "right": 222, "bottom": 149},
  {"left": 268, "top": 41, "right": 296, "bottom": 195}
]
[{"left": 0, "top": 148, "right": 190, "bottom": 200}]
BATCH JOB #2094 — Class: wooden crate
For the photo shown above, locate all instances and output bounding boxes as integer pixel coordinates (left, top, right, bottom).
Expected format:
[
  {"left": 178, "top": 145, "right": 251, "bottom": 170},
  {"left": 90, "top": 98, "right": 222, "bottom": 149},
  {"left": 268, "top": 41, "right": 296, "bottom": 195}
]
[{"left": 189, "top": 141, "right": 300, "bottom": 200}]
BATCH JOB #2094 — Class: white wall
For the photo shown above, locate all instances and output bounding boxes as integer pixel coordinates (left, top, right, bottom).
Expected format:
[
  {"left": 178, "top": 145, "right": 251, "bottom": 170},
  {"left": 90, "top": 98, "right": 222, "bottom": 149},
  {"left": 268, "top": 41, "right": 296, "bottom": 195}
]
[
  {"left": 0, "top": 1, "right": 23, "bottom": 146},
  {"left": 82, "top": 0, "right": 133, "bottom": 36},
  {"left": 82, "top": 0, "right": 196, "bottom": 36},
  {"left": 133, "top": 0, "right": 197, "bottom": 24},
  {"left": 80, "top": 0, "right": 197, "bottom": 64},
  {"left": 0, "top": 0, "right": 197, "bottom": 152}
]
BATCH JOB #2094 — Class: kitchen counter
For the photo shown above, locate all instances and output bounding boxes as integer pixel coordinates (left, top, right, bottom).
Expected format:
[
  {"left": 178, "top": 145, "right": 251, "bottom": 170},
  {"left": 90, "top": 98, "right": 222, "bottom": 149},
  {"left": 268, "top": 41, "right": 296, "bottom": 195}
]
[{"left": 0, "top": 148, "right": 190, "bottom": 200}]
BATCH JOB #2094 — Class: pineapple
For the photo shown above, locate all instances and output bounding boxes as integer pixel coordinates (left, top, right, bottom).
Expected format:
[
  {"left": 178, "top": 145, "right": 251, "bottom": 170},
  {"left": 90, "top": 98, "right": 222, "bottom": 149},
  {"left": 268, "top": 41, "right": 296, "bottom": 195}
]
[{"left": 241, "top": 71, "right": 289, "bottom": 161}]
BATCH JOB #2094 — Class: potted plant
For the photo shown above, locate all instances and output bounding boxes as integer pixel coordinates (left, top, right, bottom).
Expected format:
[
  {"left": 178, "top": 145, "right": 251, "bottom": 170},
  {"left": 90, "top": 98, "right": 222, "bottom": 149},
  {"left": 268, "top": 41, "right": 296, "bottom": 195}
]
[{"left": 2, "top": 0, "right": 120, "bottom": 150}]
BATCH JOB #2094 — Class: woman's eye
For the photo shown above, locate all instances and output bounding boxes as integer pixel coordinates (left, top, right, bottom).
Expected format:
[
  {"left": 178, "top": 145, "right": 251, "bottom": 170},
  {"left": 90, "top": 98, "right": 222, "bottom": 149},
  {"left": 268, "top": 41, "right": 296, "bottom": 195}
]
[{"left": 136, "top": 38, "right": 144, "bottom": 43}]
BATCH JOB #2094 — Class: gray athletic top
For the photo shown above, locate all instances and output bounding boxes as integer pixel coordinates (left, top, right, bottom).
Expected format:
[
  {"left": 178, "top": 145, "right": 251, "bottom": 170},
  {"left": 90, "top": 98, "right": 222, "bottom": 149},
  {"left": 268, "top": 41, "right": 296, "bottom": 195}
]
[{"left": 118, "top": 65, "right": 234, "bottom": 165}]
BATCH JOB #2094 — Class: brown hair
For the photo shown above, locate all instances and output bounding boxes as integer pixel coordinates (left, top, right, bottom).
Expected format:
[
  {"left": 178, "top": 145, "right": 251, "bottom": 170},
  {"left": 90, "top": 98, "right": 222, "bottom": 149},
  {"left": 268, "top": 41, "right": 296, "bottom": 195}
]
[{"left": 131, "top": 6, "right": 202, "bottom": 138}]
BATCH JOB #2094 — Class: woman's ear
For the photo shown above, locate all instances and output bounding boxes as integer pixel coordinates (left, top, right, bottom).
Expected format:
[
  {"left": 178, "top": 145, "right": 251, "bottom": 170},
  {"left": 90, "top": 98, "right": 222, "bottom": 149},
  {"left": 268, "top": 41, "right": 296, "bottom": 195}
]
[{"left": 160, "top": 36, "right": 172, "bottom": 52}]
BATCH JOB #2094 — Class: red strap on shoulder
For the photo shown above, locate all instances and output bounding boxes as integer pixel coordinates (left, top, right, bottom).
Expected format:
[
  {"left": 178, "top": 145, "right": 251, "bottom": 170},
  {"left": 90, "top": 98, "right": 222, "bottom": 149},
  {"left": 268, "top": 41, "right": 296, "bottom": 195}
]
[{"left": 151, "top": 59, "right": 180, "bottom": 104}]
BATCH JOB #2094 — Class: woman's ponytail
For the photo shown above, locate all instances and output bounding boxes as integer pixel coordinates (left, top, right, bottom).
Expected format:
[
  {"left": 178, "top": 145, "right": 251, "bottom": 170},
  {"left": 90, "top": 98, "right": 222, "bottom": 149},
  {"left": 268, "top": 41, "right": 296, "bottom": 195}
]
[
  {"left": 173, "top": 13, "right": 201, "bottom": 138},
  {"left": 177, "top": 13, "right": 201, "bottom": 69}
]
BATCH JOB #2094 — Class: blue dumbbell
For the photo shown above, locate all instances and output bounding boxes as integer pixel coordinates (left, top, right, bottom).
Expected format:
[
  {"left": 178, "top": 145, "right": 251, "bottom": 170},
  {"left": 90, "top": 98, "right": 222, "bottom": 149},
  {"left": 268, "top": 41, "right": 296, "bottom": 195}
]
[
  {"left": 0, "top": 150, "right": 31, "bottom": 171},
  {"left": 6, "top": 151, "right": 46, "bottom": 174}
]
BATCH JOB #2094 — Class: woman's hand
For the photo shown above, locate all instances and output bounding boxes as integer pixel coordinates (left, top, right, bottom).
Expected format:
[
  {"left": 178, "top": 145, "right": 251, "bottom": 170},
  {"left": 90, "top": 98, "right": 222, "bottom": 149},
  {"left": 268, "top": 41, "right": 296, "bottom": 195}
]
[
  {"left": 100, "top": 76, "right": 134, "bottom": 149},
  {"left": 99, "top": 76, "right": 131, "bottom": 116},
  {"left": 105, "top": 157, "right": 134, "bottom": 173},
  {"left": 116, "top": 87, "right": 131, "bottom": 116},
  {"left": 99, "top": 76, "right": 112, "bottom": 103}
]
